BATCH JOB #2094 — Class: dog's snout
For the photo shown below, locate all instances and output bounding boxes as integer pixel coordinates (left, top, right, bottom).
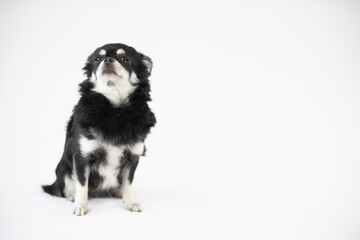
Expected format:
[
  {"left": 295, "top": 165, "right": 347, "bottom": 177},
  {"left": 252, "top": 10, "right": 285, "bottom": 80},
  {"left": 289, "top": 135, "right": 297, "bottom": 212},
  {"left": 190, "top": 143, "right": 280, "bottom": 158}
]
[{"left": 104, "top": 57, "right": 114, "bottom": 65}]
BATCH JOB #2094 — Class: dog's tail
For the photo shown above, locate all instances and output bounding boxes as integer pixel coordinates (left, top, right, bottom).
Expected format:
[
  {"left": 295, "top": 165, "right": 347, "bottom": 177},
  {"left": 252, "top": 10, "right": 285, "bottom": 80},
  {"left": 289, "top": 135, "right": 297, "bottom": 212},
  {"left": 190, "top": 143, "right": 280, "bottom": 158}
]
[{"left": 41, "top": 181, "right": 63, "bottom": 197}]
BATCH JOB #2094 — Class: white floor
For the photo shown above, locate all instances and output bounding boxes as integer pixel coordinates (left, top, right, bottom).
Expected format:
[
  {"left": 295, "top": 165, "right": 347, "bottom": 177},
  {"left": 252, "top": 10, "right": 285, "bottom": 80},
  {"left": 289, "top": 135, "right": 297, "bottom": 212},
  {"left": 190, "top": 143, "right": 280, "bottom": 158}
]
[{"left": 1, "top": 144, "right": 359, "bottom": 240}]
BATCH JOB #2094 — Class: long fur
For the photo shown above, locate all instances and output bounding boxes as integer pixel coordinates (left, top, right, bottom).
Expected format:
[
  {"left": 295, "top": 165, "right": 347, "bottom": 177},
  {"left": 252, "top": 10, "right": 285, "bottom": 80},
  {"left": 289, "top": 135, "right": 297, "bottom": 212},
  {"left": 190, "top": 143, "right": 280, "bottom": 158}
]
[{"left": 42, "top": 43, "right": 156, "bottom": 200}]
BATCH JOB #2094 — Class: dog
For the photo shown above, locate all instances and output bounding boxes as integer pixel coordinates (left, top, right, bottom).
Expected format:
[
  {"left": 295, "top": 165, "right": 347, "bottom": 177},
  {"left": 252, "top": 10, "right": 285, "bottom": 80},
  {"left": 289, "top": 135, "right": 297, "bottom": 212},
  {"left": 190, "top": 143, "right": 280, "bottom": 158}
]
[{"left": 42, "top": 43, "right": 156, "bottom": 216}]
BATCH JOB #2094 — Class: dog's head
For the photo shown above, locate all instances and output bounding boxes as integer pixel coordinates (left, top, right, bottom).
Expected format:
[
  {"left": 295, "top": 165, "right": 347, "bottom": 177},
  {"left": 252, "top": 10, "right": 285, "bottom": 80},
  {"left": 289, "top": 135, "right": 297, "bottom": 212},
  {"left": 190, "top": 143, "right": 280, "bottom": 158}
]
[{"left": 83, "top": 43, "right": 152, "bottom": 87}]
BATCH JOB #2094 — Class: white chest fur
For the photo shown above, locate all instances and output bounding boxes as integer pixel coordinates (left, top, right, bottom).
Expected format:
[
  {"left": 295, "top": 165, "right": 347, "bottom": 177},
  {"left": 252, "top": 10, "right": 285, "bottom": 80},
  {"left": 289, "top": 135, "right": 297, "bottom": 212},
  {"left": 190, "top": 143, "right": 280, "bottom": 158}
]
[
  {"left": 78, "top": 135, "right": 144, "bottom": 190},
  {"left": 97, "top": 144, "right": 123, "bottom": 189}
]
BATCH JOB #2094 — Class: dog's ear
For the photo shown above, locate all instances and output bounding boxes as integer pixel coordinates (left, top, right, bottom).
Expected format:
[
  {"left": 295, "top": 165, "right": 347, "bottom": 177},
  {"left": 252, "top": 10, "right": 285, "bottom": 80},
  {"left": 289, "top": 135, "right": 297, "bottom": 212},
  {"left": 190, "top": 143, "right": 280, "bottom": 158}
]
[
  {"left": 138, "top": 54, "right": 153, "bottom": 79},
  {"left": 82, "top": 57, "right": 92, "bottom": 78}
]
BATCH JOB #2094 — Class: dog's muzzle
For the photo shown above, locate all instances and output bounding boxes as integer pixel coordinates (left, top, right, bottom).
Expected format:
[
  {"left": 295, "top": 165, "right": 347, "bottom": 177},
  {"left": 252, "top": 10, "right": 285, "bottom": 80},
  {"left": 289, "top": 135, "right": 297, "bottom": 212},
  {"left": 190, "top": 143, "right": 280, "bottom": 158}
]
[
  {"left": 101, "top": 57, "right": 117, "bottom": 75},
  {"left": 103, "top": 57, "right": 114, "bottom": 65}
]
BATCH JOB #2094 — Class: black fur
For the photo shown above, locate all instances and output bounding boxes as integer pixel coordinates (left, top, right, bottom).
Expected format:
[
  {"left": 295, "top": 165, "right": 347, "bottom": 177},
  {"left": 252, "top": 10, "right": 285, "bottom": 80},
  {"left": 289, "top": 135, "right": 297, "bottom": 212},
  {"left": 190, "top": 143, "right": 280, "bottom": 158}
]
[{"left": 42, "top": 43, "right": 156, "bottom": 198}]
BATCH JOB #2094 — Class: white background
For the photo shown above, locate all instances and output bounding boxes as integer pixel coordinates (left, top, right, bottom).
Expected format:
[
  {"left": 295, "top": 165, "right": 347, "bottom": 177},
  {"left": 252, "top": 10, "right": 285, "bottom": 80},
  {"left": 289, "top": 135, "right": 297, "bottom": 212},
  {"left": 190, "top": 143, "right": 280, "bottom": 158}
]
[{"left": 0, "top": 0, "right": 359, "bottom": 239}]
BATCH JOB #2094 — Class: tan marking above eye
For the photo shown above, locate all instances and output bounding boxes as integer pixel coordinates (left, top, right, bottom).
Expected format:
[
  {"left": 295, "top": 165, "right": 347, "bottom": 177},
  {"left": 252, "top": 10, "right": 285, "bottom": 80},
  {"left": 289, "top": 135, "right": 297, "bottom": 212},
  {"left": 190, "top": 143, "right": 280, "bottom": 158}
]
[
  {"left": 99, "top": 49, "right": 106, "bottom": 56},
  {"left": 116, "top": 49, "right": 125, "bottom": 55}
]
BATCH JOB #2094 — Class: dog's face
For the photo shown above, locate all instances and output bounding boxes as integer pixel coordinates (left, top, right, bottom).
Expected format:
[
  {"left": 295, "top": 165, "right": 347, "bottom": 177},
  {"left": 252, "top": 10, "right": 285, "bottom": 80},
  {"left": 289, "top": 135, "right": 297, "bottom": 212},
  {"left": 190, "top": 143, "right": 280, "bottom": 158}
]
[{"left": 83, "top": 43, "right": 152, "bottom": 87}]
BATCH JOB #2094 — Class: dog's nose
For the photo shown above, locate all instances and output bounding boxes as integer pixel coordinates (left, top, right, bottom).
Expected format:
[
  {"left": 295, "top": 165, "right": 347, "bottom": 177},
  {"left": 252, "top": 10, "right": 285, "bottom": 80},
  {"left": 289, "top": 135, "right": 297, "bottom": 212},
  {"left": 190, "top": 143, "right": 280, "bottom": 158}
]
[{"left": 104, "top": 57, "right": 114, "bottom": 65}]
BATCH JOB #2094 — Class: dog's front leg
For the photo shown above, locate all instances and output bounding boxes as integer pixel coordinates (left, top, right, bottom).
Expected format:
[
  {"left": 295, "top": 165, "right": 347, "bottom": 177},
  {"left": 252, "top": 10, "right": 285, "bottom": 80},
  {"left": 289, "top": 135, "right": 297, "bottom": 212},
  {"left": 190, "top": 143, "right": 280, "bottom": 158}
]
[
  {"left": 120, "top": 144, "right": 143, "bottom": 212},
  {"left": 73, "top": 156, "right": 90, "bottom": 216},
  {"left": 121, "top": 169, "right": 142, "bottom": 212}
]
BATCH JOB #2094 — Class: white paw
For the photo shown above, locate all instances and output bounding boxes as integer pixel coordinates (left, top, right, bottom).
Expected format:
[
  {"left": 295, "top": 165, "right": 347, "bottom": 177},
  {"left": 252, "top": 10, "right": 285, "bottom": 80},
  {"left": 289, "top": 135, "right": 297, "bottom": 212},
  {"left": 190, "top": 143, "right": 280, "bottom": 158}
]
[
  {"left": 73, "top": 204, "right": 88, "bottom": 216},
  {"left": 124, "top": 202, "right": 142, "bottom": 212}
]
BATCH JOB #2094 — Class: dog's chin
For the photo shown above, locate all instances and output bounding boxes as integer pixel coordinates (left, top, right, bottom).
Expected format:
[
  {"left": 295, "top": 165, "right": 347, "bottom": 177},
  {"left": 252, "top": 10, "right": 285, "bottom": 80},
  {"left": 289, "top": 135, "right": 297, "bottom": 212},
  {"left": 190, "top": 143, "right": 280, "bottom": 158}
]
[
  {"left": 100, "top": 71, "right": 119, "bottom": 82},
  {"left": 102, "top": 69, "right": 117, "bottom": 75},
  {"left": 98, "top": 72, "right": 129, "bottom": 87}
]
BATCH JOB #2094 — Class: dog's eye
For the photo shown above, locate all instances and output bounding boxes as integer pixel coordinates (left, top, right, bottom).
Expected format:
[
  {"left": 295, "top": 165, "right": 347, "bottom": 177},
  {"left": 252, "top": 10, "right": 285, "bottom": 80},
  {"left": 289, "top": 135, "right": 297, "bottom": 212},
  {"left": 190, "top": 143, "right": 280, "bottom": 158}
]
[
  {"left": 120, "top": 56, "right": 129, "bottom": 63},
  {"left": 94, "top": 57, "right": 101, "bottom": 62}
]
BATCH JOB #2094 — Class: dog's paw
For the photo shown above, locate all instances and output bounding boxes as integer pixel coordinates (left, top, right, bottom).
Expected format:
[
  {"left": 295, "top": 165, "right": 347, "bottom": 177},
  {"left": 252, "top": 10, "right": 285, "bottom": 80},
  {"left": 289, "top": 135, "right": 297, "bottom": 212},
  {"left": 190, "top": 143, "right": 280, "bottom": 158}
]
[
  {"left": 73, "top": 204, "right": 88, "bottom": 216},
  {"left": 124, "top": 202, "right": 142, "bottom": 212}
]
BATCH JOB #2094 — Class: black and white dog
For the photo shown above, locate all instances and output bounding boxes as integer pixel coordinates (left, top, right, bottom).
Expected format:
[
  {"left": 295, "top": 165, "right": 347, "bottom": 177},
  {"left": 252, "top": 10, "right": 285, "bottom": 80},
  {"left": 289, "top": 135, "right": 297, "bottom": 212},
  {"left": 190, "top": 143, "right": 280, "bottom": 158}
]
[{"left": 42, "top": 43, "right": 156, "bottom": 216}]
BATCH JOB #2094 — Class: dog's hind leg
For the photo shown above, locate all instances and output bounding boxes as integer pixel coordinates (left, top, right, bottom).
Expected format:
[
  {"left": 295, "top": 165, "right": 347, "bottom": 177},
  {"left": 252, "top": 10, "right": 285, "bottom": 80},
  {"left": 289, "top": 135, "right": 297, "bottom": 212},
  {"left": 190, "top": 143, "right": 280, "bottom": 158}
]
[{"left": 63, "top": 174, "right": 75, "bottom": 202}]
